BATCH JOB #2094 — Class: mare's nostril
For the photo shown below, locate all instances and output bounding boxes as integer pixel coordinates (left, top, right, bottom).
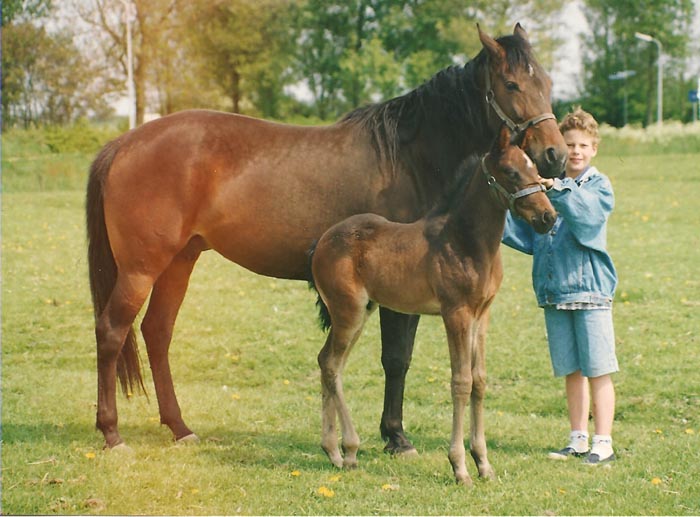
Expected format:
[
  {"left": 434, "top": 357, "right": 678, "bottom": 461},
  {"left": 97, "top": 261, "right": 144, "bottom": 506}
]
[{"left": 545, "top": 147, "right": 557, "bottom": 164}]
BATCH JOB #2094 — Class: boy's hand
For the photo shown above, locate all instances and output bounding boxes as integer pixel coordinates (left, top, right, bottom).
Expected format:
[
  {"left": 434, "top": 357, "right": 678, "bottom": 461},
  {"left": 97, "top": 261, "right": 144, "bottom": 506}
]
[{"left": 539, "top": 177, "right": 554, "bottom": 189}]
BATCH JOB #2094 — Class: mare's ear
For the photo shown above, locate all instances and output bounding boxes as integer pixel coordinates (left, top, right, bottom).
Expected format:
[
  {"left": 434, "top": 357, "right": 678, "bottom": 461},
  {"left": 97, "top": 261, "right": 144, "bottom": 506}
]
[
  {"left": 513, "top": 23, "right": 529, "bottom": 42},
  {"left": 478, "top": 23, "right": 505, "bottom": 63}
]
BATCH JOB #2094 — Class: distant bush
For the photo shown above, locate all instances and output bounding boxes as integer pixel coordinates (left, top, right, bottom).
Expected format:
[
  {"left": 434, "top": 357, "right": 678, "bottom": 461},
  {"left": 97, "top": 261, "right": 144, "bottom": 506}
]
[
  {"left": 598, "top": 121, "right": 700, "bottom": 155},
  {"left": 43, "top": 119, "right": 123, "bottom": 154}
]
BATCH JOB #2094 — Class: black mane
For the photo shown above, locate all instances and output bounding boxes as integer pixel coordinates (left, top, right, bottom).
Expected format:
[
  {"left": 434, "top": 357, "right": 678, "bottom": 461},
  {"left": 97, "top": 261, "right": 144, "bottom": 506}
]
[{"left": 338, "top": 32, "right": 536, "bottom": 177}]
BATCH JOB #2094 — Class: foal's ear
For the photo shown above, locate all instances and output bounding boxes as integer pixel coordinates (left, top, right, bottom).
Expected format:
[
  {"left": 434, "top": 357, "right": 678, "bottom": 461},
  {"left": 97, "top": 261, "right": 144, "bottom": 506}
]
[
  {"left": 497, "top": 124, "right": 512, "bottom": 151},
  {"left": 477, "top": 24, "right": 506, "bottom": 62},
  {"left": 513, "top": 23, "right": 529, "bottom": 42}
]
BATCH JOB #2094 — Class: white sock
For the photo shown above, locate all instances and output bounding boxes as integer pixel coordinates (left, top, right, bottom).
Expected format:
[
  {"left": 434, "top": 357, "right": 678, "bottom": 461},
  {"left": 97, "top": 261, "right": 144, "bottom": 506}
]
[
  {"left": 569, "top": 430, "right": 589, "bottom": 453},
  {"left": 591, "top": 434, "right": 614, "bottom": 458}
]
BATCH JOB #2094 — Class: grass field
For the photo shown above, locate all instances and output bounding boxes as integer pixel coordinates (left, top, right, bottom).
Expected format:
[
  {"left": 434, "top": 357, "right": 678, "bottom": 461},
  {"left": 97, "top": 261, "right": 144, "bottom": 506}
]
[{"left": 2, "top": 130, "right": 700, "bottom": 514}]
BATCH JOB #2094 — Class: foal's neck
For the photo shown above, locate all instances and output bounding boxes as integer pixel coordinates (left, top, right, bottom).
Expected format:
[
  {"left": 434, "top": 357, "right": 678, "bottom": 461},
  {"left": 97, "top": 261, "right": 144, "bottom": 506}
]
[{"left": 447, "top": 154, "right": 507, "bottom": 254}]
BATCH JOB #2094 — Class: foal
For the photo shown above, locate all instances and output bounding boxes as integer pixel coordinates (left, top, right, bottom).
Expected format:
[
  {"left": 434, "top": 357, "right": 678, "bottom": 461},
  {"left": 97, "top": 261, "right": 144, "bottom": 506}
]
[{"left": 310, "top": 125, "right": 556, "bottom": 486}]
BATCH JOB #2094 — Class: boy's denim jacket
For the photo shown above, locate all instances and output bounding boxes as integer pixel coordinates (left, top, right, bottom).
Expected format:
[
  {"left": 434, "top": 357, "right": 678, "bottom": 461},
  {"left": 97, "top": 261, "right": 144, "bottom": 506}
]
[{"left": 502, "top": 166, "right": 618, "bottom": 307}]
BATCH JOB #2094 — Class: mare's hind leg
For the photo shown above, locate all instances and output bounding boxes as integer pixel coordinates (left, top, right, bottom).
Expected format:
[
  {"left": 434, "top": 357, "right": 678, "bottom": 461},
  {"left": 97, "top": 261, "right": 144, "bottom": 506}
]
[
  {"left": 96, "top": 273, "right": 154, "bottom": 448},
  {"left": 140, "top": 245, "right": 202, "bottom": 442},
  {"left": 379, "top": 308, "right": 419, "bottom": 455}
]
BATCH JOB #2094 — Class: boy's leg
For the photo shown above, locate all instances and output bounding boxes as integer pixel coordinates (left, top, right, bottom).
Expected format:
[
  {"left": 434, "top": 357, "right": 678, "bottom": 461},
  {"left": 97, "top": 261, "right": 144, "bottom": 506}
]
[
  {"left": 566, "top": 370, "right": 590, "bottom": 432},
  {"left": 590, "top": 374, "right": 615, "bottom": 436},
  {"left": 544, "top": 308, "right": 589, "bottom": 459}
]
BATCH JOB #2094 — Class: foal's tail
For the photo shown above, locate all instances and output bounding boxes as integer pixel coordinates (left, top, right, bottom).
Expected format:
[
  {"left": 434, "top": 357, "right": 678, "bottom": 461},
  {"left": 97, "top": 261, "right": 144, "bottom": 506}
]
[
  {"left": 306, "top": 242, "right": 332, "bottom": 332},
  {"left": 86, "top": 138, "right": 145, "bottom": 397}
]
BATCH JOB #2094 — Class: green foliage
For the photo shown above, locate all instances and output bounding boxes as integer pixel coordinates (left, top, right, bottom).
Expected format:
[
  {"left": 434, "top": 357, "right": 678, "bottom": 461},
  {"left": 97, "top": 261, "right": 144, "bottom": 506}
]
[
  {"left": 1, "top": 124, "right": 121, "bottom": 192},
  {"left": 2, "top": 140, "right": 700, "bottom": 514},
  {"left": 580, "top": 0, "right": 697, "bottom": 126}
]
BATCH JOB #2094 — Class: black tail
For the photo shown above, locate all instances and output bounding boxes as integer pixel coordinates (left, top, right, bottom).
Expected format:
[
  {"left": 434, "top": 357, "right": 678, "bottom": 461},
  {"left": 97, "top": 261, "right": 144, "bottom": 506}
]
[
  {"left": 86, "top": 138, "right": 146, "bottom": 397},
  {"left": 306, "top": 241, "right": 332, "bottom": 332}
]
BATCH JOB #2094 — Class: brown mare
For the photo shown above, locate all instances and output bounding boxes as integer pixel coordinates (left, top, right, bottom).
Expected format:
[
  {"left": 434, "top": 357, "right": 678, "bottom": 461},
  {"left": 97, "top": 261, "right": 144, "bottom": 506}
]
[
  {"left": 309, "top": 124, "right": 556, "bottom": 485},
  {"left": 86, "top": 24, "right": 566, "bottom": 451}
]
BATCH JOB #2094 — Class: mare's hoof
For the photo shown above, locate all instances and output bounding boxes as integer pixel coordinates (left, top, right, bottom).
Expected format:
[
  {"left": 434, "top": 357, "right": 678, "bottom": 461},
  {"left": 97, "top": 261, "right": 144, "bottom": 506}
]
[
  {"left": 384, "top": 442, "right": 418, "bottom": 457},
  {"left": 175, "top": 433, "right": 200, "bottom": 445}
]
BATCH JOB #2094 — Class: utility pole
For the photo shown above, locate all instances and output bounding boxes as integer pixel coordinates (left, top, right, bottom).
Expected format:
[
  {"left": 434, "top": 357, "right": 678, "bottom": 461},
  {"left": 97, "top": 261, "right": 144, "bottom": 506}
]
[
  {"left": 635, "top": 32, "right": 663, "bottom": 127},
  {"left": 120, "top": 0, "right": 136, "bottom": 129}
]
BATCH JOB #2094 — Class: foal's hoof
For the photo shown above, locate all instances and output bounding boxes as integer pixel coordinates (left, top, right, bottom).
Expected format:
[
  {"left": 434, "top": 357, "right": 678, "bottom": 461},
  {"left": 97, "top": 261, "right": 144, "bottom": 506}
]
[
  {"left": 107, "top": 442, "right": 135, "bottom": 455},
  {"left": 479, "top": 465, "right": 497, "bottom": 481},
  {"left": 175, "top": 433, "right": 200, "bottom": 445}
]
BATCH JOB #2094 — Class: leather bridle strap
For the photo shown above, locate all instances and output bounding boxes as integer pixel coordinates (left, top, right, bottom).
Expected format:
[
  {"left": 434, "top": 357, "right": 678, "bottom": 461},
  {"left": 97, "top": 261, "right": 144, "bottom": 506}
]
[
  {"left": 484, "top": 60, "right": 556, "bottom": 134},
  {"left": 480, "top": 156, "right": 546, "bottom": 213}
]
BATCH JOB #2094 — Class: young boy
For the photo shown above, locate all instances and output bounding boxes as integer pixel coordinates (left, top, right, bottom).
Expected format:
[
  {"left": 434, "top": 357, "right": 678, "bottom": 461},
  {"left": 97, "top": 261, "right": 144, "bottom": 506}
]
[{"left": 502, "top": 107, "right": 618, "bottom": 465}]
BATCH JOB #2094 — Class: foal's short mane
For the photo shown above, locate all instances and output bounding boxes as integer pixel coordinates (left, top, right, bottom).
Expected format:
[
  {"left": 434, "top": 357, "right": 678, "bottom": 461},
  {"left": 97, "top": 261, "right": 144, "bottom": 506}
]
[{"left": 338, "top": 33, "right": 536, "bottom": 176}]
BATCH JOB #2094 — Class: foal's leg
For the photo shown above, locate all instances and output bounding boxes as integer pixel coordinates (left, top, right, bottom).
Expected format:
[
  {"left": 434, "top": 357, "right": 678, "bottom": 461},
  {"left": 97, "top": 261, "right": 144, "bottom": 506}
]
[
  {"left": 469, "top": 313, "right": 496, "bottom": 480},
  {"left": 443, "top": 308, "right": 475, "bottom": 486},
  {"left": 379, "top": 308, "right": 419, "bottom": 455},
  {"left": 140, "top": 247, "right": 201, "bottom": 442},
  {"left": 318, "top": 302, "right": 366, "bottom": 468},
  {"left": 95, "top": 273, "right": 154, "bottom": 448}
]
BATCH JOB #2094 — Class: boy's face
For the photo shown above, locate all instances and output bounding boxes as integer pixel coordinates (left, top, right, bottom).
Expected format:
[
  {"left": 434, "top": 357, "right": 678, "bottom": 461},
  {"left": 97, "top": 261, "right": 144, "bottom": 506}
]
[{"left": 563, "top": 129, "right": 598, "bottom": 178}]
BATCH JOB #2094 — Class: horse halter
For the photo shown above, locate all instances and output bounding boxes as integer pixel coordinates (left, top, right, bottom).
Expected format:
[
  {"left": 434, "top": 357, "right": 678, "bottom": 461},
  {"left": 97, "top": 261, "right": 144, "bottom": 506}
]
[
  {"left": 483, "top": 60, "right": 556, "bottom": 135},
  {"left": 480, "top": 156, "right": 546, "bottom": 213}
]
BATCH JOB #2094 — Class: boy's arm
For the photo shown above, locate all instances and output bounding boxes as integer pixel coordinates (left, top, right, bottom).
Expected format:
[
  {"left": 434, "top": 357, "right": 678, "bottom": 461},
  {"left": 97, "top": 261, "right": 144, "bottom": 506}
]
[
  {"left": 502, "top": 211, "right": 535, "bottom": 255},
  {"left": 546, "top": 173, "right": 614, "bottom": 251}
]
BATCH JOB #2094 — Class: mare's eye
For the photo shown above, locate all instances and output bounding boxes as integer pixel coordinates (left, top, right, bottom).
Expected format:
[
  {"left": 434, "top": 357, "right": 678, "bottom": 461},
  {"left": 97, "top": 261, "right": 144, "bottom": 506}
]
[{"left": 505, "top": 81, "right": 519, "bottom": 92}]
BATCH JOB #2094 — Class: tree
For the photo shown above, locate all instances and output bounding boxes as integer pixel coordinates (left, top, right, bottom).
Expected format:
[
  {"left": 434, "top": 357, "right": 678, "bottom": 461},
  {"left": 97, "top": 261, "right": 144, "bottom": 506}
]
[
  {"left": 72, "top": 0, "right": 184, "bottom": 125},
  {"left": 186, "top": 0, "right": 295, "bottom": 117},
  {"left": 580, "top": 0, "right": 695, "bottom": 126},
  {"left": 2, "top": 5, "right": 108, "bottom": 128}
]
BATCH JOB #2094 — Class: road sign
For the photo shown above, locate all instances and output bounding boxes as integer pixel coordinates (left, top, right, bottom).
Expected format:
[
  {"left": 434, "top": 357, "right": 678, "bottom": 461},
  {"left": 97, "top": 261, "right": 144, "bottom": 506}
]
[{"left": 689, "top": 90, "right": 698, "bottom": 103}]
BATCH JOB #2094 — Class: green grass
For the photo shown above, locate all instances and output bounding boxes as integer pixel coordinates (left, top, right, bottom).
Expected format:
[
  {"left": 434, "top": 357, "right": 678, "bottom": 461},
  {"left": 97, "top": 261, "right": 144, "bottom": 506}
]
[{"left": 2, "top": 134, "right": 700, "bottom": 514}]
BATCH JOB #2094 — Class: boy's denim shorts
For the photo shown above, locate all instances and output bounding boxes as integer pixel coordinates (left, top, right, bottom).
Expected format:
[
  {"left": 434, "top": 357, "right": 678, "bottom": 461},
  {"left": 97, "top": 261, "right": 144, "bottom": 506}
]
[{"left": 543, "top": 307, "right": 619, "bottom": 378}]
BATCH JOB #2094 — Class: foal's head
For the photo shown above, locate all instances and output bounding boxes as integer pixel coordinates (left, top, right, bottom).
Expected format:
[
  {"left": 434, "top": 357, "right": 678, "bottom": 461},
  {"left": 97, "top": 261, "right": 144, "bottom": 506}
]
[{"left": 486, "top": 125, "right": 556, "bottom": 234}]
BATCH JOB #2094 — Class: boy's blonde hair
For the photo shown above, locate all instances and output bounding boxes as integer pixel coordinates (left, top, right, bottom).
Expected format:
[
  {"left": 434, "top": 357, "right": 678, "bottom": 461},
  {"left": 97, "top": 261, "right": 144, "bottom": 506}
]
[{"left": 559, "top": 106, "right": 600, "bottom": 145}]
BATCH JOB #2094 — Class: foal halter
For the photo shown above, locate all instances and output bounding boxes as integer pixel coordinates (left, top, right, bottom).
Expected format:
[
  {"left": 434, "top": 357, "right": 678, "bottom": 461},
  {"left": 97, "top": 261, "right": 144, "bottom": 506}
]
[
  {"left": 480, "top": 156, "right": 546, "bottom": 213},
  {"left": 483, "top": 60, "right": 556, "bottom": 135}
]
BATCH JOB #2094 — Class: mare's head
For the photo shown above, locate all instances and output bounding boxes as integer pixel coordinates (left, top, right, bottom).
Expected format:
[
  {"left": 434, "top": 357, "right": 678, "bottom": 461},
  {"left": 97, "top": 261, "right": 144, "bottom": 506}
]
[
  {"left": 486, "top": 125, "right": 556, "bottom": 234},
  {"left": 478, "top": 24, "right": 567, "bottom": 178}
]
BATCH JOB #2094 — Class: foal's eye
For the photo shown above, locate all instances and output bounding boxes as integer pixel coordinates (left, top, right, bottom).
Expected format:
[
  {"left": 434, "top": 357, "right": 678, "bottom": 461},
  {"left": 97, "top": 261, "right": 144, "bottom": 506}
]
[{"left": 505, "top": 81, "right": 520, "bottom": 92}]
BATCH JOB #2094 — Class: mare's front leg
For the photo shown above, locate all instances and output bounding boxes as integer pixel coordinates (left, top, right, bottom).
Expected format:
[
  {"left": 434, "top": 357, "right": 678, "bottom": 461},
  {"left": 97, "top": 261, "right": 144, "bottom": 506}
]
[
  {"left": 443, "top": 307, "right": 475, "bottom": 486},
  {"left": 379, "top": 308, "right": 419, "bottom": 455},
  {"left": 469, "top": 312, "right": 495, "bottom": 480}
]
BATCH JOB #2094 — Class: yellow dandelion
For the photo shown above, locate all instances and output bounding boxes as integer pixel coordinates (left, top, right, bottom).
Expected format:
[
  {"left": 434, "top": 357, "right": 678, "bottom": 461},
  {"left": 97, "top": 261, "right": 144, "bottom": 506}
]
[
  {"left": 328, "top": 474, "right": 342, "bottom": 482},
  {"left": 85, "top": 452, "right": 96, "bottom": 459},
  {"left": 641, "top": 215, "right": 649, "bottom": 222},
  {"left": 651, "top": 477, "right": 662, "bottom": 485},
  {"left": 291, "top": 470, "right": 301, "bottom": 477},
  {"left": 685, "top": 428, "right": 695, "bottom": 435},
  {"left": 653, "top": 429, "right": 663, "bottom": 434},
  {"left": 381, "top": 483, "right": 399, "bottom": 491},
  {"left": 427, "top": 377, "right": 436, "bottom": 383},
  {"left": 317, "top": 486, "right": 335, "bottom": 498},
  {"left": 558, "top": 488, "right": 566, "bottom": 494},
  {"left": 231, "top": 393, "right": 241, "bottom": 400},
  {"left": 283, "top": 379, "right": 290, "bottom": 385},
  {"left": 191, "top": 488, "right": 199, "bottom": 495}
]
